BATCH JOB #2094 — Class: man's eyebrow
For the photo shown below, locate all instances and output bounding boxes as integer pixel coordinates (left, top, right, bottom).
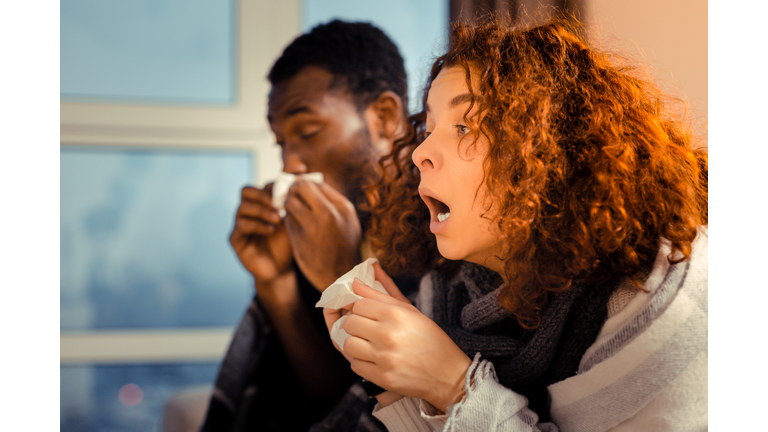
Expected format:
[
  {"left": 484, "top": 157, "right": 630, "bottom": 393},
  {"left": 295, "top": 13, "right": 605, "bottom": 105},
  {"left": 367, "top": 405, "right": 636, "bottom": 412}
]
[
  {"left": 267, "top": 105, "right": 312, "bottom": 124},
  {"left": 286, "top": 105, "right": 311, "bottom": 117}
]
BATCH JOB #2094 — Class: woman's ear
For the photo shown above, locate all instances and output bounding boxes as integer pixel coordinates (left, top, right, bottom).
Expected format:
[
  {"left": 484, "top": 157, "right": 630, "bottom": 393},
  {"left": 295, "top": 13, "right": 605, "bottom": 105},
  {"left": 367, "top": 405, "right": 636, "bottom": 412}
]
[{"left": 367, "top": 90, "right": 405, "bottom": 140}]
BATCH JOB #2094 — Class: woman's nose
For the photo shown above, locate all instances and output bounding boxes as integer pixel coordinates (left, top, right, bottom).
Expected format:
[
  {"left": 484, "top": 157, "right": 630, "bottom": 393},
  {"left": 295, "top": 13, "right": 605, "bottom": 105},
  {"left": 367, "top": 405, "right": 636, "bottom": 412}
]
[{"left": 412, "top": 137, "right": 435, "bottom": 171}]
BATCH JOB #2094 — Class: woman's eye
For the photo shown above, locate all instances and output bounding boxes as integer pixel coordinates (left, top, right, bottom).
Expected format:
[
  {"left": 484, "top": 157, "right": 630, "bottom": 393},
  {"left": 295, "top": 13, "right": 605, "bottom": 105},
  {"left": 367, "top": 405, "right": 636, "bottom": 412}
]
[
  {"left": 456, "top": 125, "right": 470, "bottom": 136},
  {"left": 423, "top": 130, "right": 433, "bottom": 140}
]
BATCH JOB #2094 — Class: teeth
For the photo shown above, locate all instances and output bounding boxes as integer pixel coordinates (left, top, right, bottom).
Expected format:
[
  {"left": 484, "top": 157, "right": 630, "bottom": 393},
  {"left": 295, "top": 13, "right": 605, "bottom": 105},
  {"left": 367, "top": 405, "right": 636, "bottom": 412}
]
[{"left": 437, "top": 212, "right": 450, "bottom": 222}]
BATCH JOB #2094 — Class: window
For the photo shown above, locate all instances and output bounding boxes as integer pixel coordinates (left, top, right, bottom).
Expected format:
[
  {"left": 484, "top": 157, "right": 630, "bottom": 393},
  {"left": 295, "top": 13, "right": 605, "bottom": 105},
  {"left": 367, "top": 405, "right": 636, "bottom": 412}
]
[
  {"left": 60, "top": 147, "right": 252, "bottom": 332},
  {"left": 61, "top": 0, "right": 236, "bottom": 105},
  {"left": 60, "top": 1, "right": 299, "bottom": 431},
  {"left": 60, "top": 1, "right": 450, "bottom": 430}
]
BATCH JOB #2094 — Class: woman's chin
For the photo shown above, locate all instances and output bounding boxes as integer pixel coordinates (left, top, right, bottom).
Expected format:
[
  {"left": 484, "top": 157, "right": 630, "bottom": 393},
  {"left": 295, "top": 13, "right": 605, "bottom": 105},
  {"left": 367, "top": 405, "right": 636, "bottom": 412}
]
[{"left": 436, "top": 243, "right": 464, "bottom": 262}]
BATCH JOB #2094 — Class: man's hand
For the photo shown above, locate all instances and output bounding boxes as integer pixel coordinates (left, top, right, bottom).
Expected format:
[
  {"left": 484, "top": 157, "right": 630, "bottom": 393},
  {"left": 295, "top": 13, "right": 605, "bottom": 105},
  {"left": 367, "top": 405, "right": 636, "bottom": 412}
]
[
  {"left": 232, "top": 184, "right": 356, "bottom": 411},
  {"left": 229, "top": 185, "right": 294, "bottom": 288},
  {"left": 283, "top": 180, "right": 363, "bottom": 291}
]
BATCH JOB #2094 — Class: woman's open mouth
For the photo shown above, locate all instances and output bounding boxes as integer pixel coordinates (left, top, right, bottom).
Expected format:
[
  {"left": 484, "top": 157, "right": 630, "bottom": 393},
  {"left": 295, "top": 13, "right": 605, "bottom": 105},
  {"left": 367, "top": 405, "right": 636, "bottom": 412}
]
[
  {"left": 423, "top": 194, "right": 451, "bottom": 223},
  {"left": 418, "top": 187, "right": 452, "bottom": 235}
]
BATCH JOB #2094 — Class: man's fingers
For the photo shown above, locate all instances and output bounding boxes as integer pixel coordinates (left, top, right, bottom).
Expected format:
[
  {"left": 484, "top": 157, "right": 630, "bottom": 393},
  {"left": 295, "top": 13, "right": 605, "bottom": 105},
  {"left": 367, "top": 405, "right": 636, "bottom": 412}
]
[
  {"left": 241, "top": 185, "right": 275, "bottom": 205},
  {"left": 283, "top": 180, "right": 328, "bottom": 223},
  {"left": 283, "top": 193, "right": 313, "bottom": 223},
  {"left": 238, "top": 187, "right": 281, "bottom": 224},
  {"left": 317, "top": 182, "right": 357, "bottom": 216},
  {"left": 288, "top": 180, "right": 327, "bottom": 208},
  {"left": 287, "top": 180, "right": 355, "bottom": 219},
  {"left": 232, "top": 217, "right": 276, "bottom": 236},
  {"left": 238, "top": 202, "right": 281, "bottom": 224},
  {"left": 283, "top": 180, "right": 344, "bottom": 234}
]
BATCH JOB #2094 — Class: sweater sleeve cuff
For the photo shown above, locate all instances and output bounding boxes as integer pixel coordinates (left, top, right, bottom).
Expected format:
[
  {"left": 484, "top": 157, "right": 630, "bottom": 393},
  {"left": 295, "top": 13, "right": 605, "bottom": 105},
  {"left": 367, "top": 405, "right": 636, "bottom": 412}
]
[
  {"left": 373, "top": 397, "right": 444, "bottom": 432},
  {"left": 419, "top": 400, "right": 449, "bottom": 429},
  {"left": 442, "top": 353, "right": 539, "bottom": 429}
]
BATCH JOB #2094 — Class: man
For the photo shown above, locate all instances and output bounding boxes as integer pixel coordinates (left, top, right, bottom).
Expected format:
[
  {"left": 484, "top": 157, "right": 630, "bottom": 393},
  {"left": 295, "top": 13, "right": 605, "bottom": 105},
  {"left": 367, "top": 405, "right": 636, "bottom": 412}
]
[{"left": 200, "top": 20, "right": 415, "bottom": 432}]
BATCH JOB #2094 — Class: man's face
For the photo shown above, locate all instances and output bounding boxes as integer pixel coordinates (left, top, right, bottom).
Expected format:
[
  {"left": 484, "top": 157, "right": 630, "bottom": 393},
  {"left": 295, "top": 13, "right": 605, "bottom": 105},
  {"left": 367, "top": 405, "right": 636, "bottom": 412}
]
[{"left": 267, "top": 66, "right": 384, "bottom": 208}]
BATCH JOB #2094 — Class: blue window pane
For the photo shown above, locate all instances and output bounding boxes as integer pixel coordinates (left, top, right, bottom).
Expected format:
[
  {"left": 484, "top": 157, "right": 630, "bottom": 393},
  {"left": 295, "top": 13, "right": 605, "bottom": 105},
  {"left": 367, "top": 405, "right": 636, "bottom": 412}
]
[
  {"left": 61, "top": 363, "right": 218, "bottom": 432},
  {"left": 302, "top": 0, "right": 448, "bottom": 113},
  {"left": 61, "top": 147, "right": 253, "bottom": 330},
  {"left": 60, "top": 0, "right": 236, "bottom": 105}
]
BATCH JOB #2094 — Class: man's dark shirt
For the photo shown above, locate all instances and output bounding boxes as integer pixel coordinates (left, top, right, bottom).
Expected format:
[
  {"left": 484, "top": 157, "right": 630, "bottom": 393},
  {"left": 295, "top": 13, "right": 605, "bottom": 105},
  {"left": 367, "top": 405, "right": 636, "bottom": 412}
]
[{"left": 200, "top": 263, "right": 420, "bottom": 432}]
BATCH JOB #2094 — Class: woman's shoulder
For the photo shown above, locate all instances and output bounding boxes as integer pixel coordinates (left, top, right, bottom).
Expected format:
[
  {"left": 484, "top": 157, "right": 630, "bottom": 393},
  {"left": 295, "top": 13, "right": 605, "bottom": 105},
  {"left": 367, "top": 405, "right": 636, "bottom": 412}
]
[
  {"left": 546, "top": 226, "right": 708, "bottom": 431},
  {"left": 592, "top": 224, "right": 708, "bottom": 355}
]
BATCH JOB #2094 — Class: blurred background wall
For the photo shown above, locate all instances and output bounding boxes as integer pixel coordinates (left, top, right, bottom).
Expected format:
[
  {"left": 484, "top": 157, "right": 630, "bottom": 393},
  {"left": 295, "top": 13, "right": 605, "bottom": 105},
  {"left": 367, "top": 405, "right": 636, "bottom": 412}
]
[
  {"left": 59, "top": 1, "right": 706, "bottom": 431},
  {"left": 448, "top": 0, "right": 707, "bottom": 136},
  {"left": 583, "top": 0, "right": 707, "bottom": 137}
]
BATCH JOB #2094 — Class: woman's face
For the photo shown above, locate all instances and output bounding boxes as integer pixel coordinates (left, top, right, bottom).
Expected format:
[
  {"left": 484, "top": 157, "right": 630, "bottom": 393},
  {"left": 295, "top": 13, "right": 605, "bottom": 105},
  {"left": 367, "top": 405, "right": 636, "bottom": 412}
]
[{"left": 412, "top": 66, "right": 504, "bottom": 271}]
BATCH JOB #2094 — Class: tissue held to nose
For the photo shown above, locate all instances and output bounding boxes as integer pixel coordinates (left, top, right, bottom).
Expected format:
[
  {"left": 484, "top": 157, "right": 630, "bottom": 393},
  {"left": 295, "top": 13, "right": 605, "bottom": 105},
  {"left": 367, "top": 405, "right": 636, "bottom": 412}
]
[
  {"left": 316, "top": 257, "right": 389, "bottom": 350},
  {"left": 272, "top": 172, "right": 325, "bottom": 217}
]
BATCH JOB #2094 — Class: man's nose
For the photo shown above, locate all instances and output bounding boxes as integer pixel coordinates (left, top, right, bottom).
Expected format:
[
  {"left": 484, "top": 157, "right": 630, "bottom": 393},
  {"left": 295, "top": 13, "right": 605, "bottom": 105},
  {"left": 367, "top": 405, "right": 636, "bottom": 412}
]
[{"left": 282, "top": 151, "right": 308, "bottom": 174}]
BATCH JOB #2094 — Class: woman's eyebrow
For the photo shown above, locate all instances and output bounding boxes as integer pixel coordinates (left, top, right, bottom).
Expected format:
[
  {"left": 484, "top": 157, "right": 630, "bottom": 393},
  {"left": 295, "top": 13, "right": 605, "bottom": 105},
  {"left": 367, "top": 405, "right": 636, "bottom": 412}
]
[
  {"left": 450, "top": 93, "right": 473, "bottom": 107},
  {"left": 425, "top": 93, "right": 474, "bottom": 115}
]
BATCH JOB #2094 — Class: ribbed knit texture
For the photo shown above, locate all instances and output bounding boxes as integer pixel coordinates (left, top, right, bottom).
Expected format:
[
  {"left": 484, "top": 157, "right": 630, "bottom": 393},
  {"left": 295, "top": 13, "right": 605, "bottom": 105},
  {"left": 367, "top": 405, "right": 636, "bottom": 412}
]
[
  {"left": 374, "top": 228, "right": 708, "bottom": 431},
  {"left": 606, "top": 283, "right": 637, "bottom": 318},
  {"left": 430, "top": 262, "right": 617, "bottom": 422}
]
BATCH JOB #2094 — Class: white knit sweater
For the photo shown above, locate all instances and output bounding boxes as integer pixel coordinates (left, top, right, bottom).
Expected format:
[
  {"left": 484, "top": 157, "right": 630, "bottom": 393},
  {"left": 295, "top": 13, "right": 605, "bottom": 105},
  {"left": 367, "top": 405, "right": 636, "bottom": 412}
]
[{"left": 373, "top": 227, "right": 708, "bottom": 432}]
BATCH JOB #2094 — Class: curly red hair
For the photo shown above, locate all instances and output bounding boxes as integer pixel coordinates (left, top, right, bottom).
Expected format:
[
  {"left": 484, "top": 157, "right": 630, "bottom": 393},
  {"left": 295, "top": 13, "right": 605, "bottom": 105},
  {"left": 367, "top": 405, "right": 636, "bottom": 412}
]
[{"left": 365, "top": 16, "right": 707, "bottom": 327}]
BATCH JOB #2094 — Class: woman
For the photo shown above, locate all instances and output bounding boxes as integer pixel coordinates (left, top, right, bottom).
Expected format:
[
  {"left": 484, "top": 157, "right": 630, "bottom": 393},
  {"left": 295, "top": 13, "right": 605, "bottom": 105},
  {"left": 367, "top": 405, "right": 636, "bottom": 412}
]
[{"left": 323, "top": 16, "right": 707, "bottom": 431}]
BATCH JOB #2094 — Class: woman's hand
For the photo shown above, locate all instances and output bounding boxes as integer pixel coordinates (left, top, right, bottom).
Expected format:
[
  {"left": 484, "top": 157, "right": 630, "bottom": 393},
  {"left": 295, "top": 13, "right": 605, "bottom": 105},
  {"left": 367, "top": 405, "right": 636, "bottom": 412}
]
[
  {"left": 322, "top": 302, "right": 356, "bottom": 363},
  {"left": 342, "top": 268, "right": 472, "bottom": 413},
  {"left": 321, "top": 263, "right": 410, "bottom": 406},
  {"left": 321, "top": 262, "right": 411, "bottom": 362}
]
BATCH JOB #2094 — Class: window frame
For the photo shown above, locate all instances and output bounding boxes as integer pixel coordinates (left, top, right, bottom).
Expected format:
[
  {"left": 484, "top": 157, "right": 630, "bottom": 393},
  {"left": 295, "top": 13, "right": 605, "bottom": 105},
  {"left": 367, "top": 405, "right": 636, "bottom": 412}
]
[{"left": 60, "top": 0, "right": 299, "bottom": 365}]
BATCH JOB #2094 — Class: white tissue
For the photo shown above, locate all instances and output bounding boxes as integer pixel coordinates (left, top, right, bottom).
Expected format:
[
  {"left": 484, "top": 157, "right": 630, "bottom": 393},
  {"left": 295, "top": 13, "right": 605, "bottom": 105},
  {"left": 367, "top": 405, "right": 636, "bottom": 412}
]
[
  {"left": 329, "top": 315, "right": 353, "bottom": 351},
  {"left": 272, "top": 172, "right": 325, "bottom": 217},
  {"left": 316, "top": 257, "right": 389, "bottom": 350}
]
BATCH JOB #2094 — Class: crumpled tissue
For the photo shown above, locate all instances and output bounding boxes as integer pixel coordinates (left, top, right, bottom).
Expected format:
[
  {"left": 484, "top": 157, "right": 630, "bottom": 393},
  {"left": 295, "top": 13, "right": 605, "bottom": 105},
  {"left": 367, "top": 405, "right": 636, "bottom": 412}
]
[
  {"left": 316, "top": 257, "right": 389, "bottom": 351},
  {"left": 272, "top": 172, "right": 324, "bottom": 217}
]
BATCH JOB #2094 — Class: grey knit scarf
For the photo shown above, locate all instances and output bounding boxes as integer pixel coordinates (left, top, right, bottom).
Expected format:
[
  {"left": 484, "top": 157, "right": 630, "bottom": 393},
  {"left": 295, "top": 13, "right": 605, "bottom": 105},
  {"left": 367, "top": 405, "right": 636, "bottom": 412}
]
[{"left": 431, "top": 262, "right": 617, "bottom": 422}]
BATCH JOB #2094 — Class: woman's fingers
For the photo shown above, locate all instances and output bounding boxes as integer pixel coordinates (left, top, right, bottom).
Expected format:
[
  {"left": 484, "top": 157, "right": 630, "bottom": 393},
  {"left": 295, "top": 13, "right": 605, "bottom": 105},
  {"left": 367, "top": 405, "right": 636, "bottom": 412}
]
[
  {"left": 343, "top": 311, "right": 376, "bottom": 339},
  {"left": 322, "top": 306, "right": 340, "bottom": 329},
  {"left": 322, "top": 306, "right": 360, "bottom": 364},
  {"left": 334, "top": 276, "right": 473, "bottom": 410},
  {"left": 322, "top": 304, "right": 353, "bottom": 338},
  {"left": 349, "top": 357, "right": 380, "bottom": 385},
  {"left": 342, "top": 332, "right": 377, "bottom": 363},
  {"left": 352, "top": 278, "right": 413, "bottom": 310}
]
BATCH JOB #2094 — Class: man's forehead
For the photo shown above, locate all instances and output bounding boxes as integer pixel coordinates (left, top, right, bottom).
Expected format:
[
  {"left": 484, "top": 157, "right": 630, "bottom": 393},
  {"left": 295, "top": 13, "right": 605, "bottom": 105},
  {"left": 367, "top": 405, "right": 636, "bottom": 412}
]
[{"left": 268, "top": 66, "right": 355, "bottom": 119}]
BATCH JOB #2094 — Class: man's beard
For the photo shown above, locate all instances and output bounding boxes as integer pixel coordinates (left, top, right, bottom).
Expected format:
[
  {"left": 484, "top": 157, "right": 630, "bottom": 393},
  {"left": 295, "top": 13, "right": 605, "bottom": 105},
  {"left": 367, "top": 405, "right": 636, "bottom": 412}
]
[{"left": 338, "top": 124, "right": 381, "bottom": 233}]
